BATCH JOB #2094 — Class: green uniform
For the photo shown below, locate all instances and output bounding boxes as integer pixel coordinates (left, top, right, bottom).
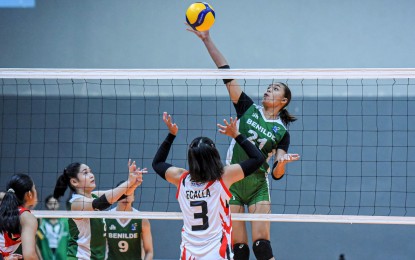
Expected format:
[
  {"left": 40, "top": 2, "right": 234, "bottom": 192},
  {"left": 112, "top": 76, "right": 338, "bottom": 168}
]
[
  {"left": 37, "top": 218, "right": 69, "bottom": 260},
  {"left": 104, "top": 209, "right": 142, "bottom": 260},
  {"left": 67, "top": 194, "right": 107, "bottom": 260},
  {"left": 227, "top": 92, "right": 290, "bottom": 206}
]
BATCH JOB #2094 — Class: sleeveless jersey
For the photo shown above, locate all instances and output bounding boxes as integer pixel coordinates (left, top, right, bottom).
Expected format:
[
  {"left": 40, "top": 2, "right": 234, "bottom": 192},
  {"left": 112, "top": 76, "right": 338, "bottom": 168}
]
[
  {"left": 226, "top": 99, "right": 288, "bottom": 177},
  {"left": 0, "top": 207, "right": 30, "bottom": 258},
  {"left": 67, "top": 194, "right": 106, "bottom": 260},
  {"left": 105, "top": 208, "right": 142, "bottom": 260},
  {"left": 176, "top": 172, "right": 233, "bottom": 259},
  {"left": 37, "top": 218, "right": 69, "bottom": 260}
]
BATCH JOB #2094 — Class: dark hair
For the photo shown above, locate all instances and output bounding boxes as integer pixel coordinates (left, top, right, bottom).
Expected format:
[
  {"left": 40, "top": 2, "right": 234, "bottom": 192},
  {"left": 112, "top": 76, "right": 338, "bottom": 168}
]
[
  {"left": 0, "top": 173, "right": 34, "bottom": 234},
  {"left": 277, "top": 82, "right": 297, "bottom": 126},
  {"left": 44, "top": 194, "right": 59, "bottom": 205},
  {"left": 188, "top": 137, "right": 224, "bottom": 183},
  {"left": 53, "top": 162, "right": 81, "bottom": 199}
]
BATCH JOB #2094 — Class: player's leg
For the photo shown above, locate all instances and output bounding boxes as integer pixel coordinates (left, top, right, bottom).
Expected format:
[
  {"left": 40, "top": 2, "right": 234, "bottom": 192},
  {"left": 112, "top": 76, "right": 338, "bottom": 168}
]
[
  {"left": 231, "top": 204, "right": 250, "bottom": 260},
  {"left": 249, "top": 201, "right": 275, "bottom": 260}
]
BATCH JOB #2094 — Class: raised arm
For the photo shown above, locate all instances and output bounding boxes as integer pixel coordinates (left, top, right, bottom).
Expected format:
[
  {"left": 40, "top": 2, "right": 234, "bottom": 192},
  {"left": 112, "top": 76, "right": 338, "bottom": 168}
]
[
  {"left": 152, "top": 112, "right": 186, "bottom": 187},
  {"left": 217, "top": 117, "right": 265, "bottom": 188},
  {"left": 72, "top": 164, "right": 144, "bottom": 211},
  {"left": 187, "top": 27, "right": 242, "bottom": 103}
]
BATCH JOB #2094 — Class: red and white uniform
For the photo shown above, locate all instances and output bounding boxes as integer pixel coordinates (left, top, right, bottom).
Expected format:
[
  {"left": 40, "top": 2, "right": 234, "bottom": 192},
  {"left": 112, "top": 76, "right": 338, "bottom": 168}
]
[
  {"left": 0, "top": 207, "right": 30, "bottom": 258},
  {"left": 176, "top": 172, "right": 233, "bottom": 260}
]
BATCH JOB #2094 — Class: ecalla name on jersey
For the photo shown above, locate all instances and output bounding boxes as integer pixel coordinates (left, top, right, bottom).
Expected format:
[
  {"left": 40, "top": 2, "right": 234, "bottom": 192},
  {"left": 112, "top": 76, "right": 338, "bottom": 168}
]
[{"left": 186, "top": 189, "right": 211, "bottom": 200}]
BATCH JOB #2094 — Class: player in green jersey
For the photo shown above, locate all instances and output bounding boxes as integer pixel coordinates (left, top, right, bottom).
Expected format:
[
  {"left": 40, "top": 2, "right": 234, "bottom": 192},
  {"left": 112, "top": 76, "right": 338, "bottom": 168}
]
[
  {"left": 187, "top": 28, "right": 300, "bottom": 260},
  {"left": 53, "top": 160, "right": 145, "bottom": 260},
  {"left": 105, "top": 182, "right": 153, "bottom": 260},
  {"left": 36, "top": 195, "right": 69, "bottom": 260}
]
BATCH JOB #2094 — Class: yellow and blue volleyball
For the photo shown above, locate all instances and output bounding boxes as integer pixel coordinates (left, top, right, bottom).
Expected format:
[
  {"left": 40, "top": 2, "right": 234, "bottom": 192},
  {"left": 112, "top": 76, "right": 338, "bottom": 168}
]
[{"left": 186, "top": 2, "right": 215, "bottom": 31}]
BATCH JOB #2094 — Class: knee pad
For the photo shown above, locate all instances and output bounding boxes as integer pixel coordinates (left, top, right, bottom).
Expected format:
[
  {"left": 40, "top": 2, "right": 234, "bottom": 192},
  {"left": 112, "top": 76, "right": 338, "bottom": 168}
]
[
  {"left": 233, "top": 243, "right": 250, "bottom": 260},
  {"left": 252, "top": 239, "right": 274, "bottom": 260}
]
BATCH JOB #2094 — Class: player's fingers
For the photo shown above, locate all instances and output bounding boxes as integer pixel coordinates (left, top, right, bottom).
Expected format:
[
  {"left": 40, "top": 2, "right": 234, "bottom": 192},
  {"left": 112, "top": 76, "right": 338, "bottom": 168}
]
[
  {"left": 233, "top": 117, "right": 238, "bottom": 125},
  {"left": 163, "top": 114, "right": 170, "bottom": 125},
  {"left": 217, "top": 123, "right": 226, "bottom": 129},
  {"left": 291, "top": 154, "right": 300, "bottom": 160}
]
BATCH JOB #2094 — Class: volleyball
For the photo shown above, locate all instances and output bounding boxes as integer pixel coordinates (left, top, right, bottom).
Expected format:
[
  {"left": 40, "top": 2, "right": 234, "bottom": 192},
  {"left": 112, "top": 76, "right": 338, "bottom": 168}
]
[{"left": 186, "top": 2, "right": 215, "bottom": 31}]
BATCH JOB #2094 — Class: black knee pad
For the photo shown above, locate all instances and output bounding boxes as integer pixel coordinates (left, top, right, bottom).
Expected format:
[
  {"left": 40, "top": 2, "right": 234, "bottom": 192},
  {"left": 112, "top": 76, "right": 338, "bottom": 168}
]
[
  {"left": 233, "top": 243, "right": 250, "bottom": 260},
  {"left": 252, "top": 239, "right": 274, "bottom": 260}
]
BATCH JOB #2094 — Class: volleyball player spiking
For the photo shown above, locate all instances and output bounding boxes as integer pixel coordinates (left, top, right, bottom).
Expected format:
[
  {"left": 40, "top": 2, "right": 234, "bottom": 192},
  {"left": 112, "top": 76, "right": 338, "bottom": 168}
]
[{"left": 187, "top": 27, "right": 300, "bottom": 260}]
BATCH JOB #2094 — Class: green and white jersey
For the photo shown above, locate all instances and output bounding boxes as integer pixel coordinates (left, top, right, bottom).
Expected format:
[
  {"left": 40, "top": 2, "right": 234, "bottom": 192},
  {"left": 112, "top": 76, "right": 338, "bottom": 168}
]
[
  {"left": 37, "top": 218, "right": 69, "bottom": 260},
  {"left": 67, "top": 194, "right": 107, "bottom": 260},
  {"left": 104, "top": 208, "right": 142, "bottom": 260},
  {"left": 226, "top": 92, "right": 289, "bottom": 177}
]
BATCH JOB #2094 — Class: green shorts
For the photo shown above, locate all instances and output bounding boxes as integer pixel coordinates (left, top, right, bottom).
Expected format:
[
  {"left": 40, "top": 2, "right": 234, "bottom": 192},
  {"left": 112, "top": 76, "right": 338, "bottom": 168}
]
[{"left": 229, "top": 173, "right": 270, "bottom": 206}]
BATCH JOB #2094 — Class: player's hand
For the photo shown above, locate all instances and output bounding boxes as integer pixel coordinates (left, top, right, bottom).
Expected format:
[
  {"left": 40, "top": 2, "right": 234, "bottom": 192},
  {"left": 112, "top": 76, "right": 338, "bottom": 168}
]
[
  {"left": 128, "top": 159, "right": 136, "bottom": 172},
  {"left": 278, "top": 153, "right": 300, "bottom": 164},
  {"left": 163, "top": 112, "right": 178, "bottom": 136},
  {"left": 185, "top": 23, "right": 210, "bottom": 41},
  {"left": 7, "top": 254, "right": 23, "bottom": 260},
  {"left": 217, "top": 117, "right": 239, "bottom": 138},
  {"left": 128, "top": 159, "right": 146, "bottom": 187},
  {"left": 128, "top": 168, "right": 145, "bottom": 188}
]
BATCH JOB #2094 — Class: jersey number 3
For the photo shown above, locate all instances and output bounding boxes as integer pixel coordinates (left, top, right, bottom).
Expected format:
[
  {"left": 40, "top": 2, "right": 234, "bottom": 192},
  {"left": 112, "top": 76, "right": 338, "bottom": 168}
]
[{"left": 191, "top": 200, "right": 209, "bottom": 231}]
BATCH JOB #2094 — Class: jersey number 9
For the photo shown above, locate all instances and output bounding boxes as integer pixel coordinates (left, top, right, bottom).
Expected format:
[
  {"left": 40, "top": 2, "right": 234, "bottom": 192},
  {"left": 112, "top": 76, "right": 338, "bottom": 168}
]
[{"left": 118, "top": 240, "right": 129, "bottom": 252}]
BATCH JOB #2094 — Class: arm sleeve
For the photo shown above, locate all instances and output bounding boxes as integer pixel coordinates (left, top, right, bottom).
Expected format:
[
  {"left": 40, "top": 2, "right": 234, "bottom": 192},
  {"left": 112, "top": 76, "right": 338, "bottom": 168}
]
[
  {"left": 218, "top": 65, "right": 233, "bottom": 84},
  {"left": 233, "top": 91, "right": 254, "bottom": 118},
  {"left": 277, "top": 131, "right": 290, "bottom": 152},
  {"left": 117, "top": 194, "right": 127, "bottom": 201},
  {"left": 235, "top": 134, "right": 265, "bottom": 177},
  {"left": 92, "top": 195, "right": 112, "bottom": 211},
  {"left": 271, "top": 132, "right": 291, "bottom": 180},
  {"left": 152, "top": 133, "right": 175, "bottom": 180}
]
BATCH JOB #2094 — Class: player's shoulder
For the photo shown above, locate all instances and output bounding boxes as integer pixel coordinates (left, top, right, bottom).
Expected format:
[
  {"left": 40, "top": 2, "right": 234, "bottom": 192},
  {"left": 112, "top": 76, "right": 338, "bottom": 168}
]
[{"left": 253, "top": 103, "right": 262, "bottom": 111}]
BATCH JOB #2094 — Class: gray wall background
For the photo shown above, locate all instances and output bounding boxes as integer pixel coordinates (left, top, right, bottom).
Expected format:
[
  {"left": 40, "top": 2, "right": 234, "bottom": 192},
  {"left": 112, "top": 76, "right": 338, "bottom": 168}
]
[
  {"left": 1, "top": 0, "right": 415, "bottom": 68},
  {"left": 1, "top": 1, "right": 415, "bottom": 260}
]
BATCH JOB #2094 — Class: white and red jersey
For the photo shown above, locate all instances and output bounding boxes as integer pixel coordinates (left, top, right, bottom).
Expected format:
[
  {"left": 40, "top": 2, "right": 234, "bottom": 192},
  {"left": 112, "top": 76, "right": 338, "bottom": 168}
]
[
  {"left": 0, "top": 207, "right": 30, "bottom": 258},
  {"left": 176, "top": 171, "right": 233, "bottom": 260}
]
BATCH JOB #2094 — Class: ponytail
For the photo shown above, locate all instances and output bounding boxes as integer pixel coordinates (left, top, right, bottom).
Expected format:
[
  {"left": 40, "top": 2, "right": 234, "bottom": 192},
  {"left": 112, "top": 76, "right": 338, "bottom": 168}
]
[
  {"left": 0, "top": 173, "right": 33, "bottom": 234},
  {"left": 279, "top": 108, "right": 297, "bottom": 126},
  {"left": 277, "top": 82, "right": 297, "bottom": 126},
  {"left": 53, "top": 174, "right": 69, "bottom": 199},
  {"left": 53, "top": 162, "right": 81, "bottom": 199}
]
